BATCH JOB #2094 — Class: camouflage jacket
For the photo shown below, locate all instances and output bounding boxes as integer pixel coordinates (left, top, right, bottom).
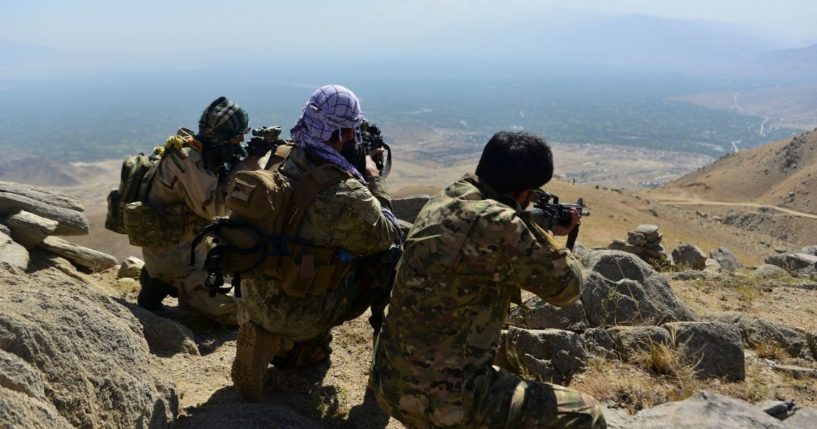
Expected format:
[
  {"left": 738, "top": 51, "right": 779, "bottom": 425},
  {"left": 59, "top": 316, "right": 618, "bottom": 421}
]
[
  {"left": 370, "top": 174, "right": 583, "bottom": 421},
  {"left": 142, "top": 128, "right": 259, "bottom": 278},
  {"left": 236, "top": 145, "right": 401, "bottom": 338}
]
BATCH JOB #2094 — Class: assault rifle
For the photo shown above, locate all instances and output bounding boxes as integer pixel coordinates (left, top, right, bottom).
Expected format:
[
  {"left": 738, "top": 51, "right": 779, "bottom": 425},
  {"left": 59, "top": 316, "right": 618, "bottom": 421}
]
[
  {"left": 526, "top": 191, "right": 590, "bottom": 251},
  {"left": 342, "top": 120, "right": 393, "bottom": 177},
  {"left": 244, "top": 126, "right": 288, "bottom": 167}
]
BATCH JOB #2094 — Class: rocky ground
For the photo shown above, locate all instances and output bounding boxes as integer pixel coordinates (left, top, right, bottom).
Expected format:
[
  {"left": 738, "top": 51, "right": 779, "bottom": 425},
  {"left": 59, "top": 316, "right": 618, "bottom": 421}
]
[{"left": 3, "top": 182, "right": 817, "bottom": 428}]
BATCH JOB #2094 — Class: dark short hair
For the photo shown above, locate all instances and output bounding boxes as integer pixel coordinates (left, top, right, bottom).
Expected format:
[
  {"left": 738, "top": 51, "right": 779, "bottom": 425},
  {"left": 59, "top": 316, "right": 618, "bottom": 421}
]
[{"left": 475, "top": 131, "right": 554, "bottom": 194}]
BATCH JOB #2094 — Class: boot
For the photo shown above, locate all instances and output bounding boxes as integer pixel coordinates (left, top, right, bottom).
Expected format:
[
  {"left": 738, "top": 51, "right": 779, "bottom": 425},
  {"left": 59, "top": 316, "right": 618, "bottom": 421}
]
[
  {"left": 231, "top": 322, "right": 280, "bottom": 400},
  {"left": 137, "top": 268, "right": 175, "bottom": 311}
]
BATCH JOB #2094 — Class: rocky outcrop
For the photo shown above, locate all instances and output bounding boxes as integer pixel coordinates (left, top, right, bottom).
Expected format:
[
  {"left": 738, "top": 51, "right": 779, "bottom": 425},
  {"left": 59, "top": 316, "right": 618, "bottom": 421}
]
[
  {"left": 503, "top": 327, "right": 586, "bottom": 385},
  {"left": 39, "top": 236, "right": 118, "bottom": 272},
  {"left": 508, "top": 296, "right": 589, "bottom": 331},
  {"left": 671, "top": 243, "right": 708, "bottom": 270},
  {"left": 713, "top": 312, "right": 811, "bottom": 360},
  {"left": 580, "top": 328, "right": 616, "bottom": 359},
  {"left": 752, "top": 264, "right": 789, "bottom": 279},
  {"left": 4, "top": 210, "right": 58, "bottom": 248},
  {"left": 710, "top": 247, "right": 741, "bottom": 272},
  {"left": 118, "top": 256, "right": 145, "bottom": 279},
  {"left": 0, "top": 181, "right": 117, "bottom": 272},
  {"left": 0, "top": 262, "right": 178, "bottom": 428},
  {"left": 800, "top": 245, "right": 817, "bottom": 257},
  {"left": 783, "top": 406, "right": 817, "bottom": 428},
  {"left": 664, "top": 322, "right": 745, "bottom": 381},
  {"left": 606, "top": 326, "right": 672, "bottom": 361},
  {"left": 608, "top": 224, "right": 669, "bottom": 267},
  {"left": 580, "top": 250, "right": 696, "bottom": 327},
  {"left": 0, "top": 181, "right": 89, "bottom": 236},
  {"left": 0, "top": 230, "right": 29, "bottom": 270},
  {"left": 627, "top": 391, "right": 786, "bottom": 428},
  {"left": 764, "top": 253, "right": 817, "bottom": 276}
]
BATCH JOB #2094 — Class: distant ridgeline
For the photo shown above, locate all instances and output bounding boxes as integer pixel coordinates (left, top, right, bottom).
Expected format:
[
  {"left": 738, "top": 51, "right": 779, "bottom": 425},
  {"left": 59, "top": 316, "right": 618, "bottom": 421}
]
[{"left": 0, "top": 73, "right": 801, "bottom": 162}]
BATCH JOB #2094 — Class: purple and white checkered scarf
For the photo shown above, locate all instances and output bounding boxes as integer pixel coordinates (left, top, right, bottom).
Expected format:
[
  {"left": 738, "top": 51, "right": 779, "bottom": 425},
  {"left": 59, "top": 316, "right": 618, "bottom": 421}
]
[
  {"left": 290, "top": 85, "right": 403, "bottom": 245},
  {"left": 290, "top": 85, "right": 366, "bottom": 182}
]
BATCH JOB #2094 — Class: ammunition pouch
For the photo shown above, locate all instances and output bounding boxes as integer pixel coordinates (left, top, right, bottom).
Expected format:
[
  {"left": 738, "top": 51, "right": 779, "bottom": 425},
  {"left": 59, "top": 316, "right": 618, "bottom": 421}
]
[
  {"left": 123, "top": 201, "right": 207, "bottom": 247},
  {"left": 192, "top": 220, "right": 352, "bottom": 298}
]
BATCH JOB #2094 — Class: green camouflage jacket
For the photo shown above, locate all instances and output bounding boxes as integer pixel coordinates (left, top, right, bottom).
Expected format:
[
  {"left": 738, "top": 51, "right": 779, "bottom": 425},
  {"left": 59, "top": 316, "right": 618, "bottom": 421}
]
[
  {"left": 236, "top": 145, "right": 401, "bottom": 339},
  {"left": 370, "top": 174, "right": 583, "bottom": 424}
]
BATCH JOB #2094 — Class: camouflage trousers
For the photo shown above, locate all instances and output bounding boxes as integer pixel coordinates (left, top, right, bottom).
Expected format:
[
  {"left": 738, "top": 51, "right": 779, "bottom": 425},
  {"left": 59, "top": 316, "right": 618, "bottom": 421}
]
[
  {"left": 233, "top": 248, "right": 400, "bottom": 400},
  {"left": 372, "top": 365, "right": 606, "bottom": 429}
]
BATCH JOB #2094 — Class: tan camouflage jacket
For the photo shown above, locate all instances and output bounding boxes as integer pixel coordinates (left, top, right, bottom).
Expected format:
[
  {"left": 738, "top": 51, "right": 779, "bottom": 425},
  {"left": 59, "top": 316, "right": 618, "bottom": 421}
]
[
  {"left": 236, "top": 145, "right": 401, "bottom": 338},
  {"left": 142, "top": 128, "right": 259, "bottom": 278},
  {"left": 370, "top": 174, "right": 583, "bottom": 416}
]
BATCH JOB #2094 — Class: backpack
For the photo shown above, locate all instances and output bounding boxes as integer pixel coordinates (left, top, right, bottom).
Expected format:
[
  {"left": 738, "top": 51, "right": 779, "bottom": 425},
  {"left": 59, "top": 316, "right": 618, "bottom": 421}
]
[
  {"left": 193, "top": 145, "right": 353, "bottom": 298},
  {"left": 106, "top": 136, "right": 202, "bottom": 247},
  {"left": 105, "top": 151, "right": 161, "bottom": 235}
]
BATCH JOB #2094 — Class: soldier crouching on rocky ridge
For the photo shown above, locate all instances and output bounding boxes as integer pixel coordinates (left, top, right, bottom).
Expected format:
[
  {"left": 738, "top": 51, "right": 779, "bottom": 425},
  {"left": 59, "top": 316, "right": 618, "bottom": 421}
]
[
  {"left": 369, "top": 131, "right": 606, "bottom": 428},
  {"left": 230, "top": 85, "right": 403, "bottom": 400},
  {"left": 137, "top": 97, "right": 265, "bottom": 326}
]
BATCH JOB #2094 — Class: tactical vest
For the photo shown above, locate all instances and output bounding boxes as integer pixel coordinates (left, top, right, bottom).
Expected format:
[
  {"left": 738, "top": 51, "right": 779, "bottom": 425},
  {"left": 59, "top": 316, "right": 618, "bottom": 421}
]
[{"left": 194, "top": 144, "right": 353, "bottom": 298}]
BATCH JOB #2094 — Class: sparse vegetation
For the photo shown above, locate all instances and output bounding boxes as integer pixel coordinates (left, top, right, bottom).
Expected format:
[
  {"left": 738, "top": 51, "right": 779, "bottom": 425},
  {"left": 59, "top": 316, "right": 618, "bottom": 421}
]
[{"left": 753, "top": 341, "right": 789, "bottom": 361}]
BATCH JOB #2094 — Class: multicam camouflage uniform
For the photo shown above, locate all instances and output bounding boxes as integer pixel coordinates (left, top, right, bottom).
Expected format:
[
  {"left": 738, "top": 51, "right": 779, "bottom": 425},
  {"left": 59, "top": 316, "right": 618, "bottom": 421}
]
[
  {"left": 370, "top": 174, "right": 606, "bottom": 429},
  {"left": 142, "top": 128, "right": 258, "bottom": 326},
  {"left": 232, "top": 144, "right": 401, "bottom": 394}
]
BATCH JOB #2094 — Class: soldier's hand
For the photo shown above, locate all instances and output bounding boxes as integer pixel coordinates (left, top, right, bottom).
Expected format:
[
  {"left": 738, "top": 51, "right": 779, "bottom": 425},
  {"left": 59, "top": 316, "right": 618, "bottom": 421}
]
[
  {"left": 365, "top": 154, "right": 380, "bottom": 178},
  {"left": 370, "top": 147, "right": 386, "bottom": 163},
  {"left": 552, "top": 208, "right": 580, "bottom": 237}
]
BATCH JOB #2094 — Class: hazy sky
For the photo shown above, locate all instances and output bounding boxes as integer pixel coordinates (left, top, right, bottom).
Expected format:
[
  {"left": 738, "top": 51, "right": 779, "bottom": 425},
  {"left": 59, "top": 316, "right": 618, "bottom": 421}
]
[{"left": 1, "top": 0, "right": 816, "bottom": 76}]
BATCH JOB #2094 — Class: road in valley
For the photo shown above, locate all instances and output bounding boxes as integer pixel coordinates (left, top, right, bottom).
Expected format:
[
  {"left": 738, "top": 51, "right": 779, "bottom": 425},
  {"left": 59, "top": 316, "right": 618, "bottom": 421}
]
[{"left": 658, "top": 198, "right": 817, "bottom": 220}]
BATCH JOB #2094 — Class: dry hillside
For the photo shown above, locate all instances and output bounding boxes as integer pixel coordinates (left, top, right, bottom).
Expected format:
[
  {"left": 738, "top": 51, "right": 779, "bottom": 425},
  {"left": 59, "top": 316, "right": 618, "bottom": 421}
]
[
  {"left": 666, "top": 129, "right": 817, "bottom": 213},
  {"left": 656, "top": 129, "right": 817, "bottom": 247}
]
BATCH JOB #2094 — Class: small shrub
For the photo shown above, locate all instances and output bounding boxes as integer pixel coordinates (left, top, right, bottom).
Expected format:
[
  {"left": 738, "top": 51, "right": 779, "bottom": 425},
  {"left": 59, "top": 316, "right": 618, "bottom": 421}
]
[{"left": 754, "top": 341, "right": 789, "bottom": 361}]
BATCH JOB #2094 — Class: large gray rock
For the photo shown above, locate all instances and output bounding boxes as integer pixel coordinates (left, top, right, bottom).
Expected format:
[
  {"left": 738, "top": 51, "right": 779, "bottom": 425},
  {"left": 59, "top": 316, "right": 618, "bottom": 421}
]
[
  {"left": 127, "top": 305, "right": 199, "bottom": 357},
  {"left": 627, "top": 391, "right": 786, "bottom": 428},
  {"left": 0, "top": 230, "right": 29, "bottom": 271},
  {"left": 118, "top": 256, "right": 145, "bottom": 279},
  {"left": 800, "top": 245, "right": 817, "bottom": 256},
  {"left": 0, "top": 182, "right": 89, "bottom": 236},
  {"left": 713, "top": 312, "right": 811, "bottom": 359},
  {"left": 581, "top": 328, "right": 616, "bottom": 359},
  {"left": 0, "top": 181, "right": 84, "bottom": 212},
  {"left": 752, "top": 264, "right": 789, "bottom": 280},
  {"left": 0, "top": 264, "right": 177, "bottom": 428},
  {"left": 764, "top": 253, "right": 817, "bottom": 275},
  {"left": 808, "top": 331, "right": 817, "bottom": 361},
  {"left": 672, "top": 244, "right": 707, "bottom": 270},
  {"left": 4, "top": 210, "right": 59, "bottom": 248},
  {"left": 784, "top": 407, "right": 817, "bottom": 429},
  {"left": 39, "top": 236, "right": 117, "bottom": 272},
  {"left": 710, "top": 248, "right": 741, "bottom": 272},
  {"left": 0, "top": 349, "right": 74, "bottom": 427},
  {"left": 634, "top": 224, "right": 661, "bottom": 241},
  {"left": 606, "top": 326, "right": 672, "bottom": 361},
  {"left": 391, "top": 195, "right": 431, "bottom": 223},
  {"left": 580, "top": 251, "right": 696, "bottom": 327},
  {"left": 664, "top": 322, "right": 745, "bottom": 381},
  {"left": 504, "top": 327, "right": 586, "bottom": 384},
  {"left": 508, "top": 296, "right": 589, "bottom": 331}
]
